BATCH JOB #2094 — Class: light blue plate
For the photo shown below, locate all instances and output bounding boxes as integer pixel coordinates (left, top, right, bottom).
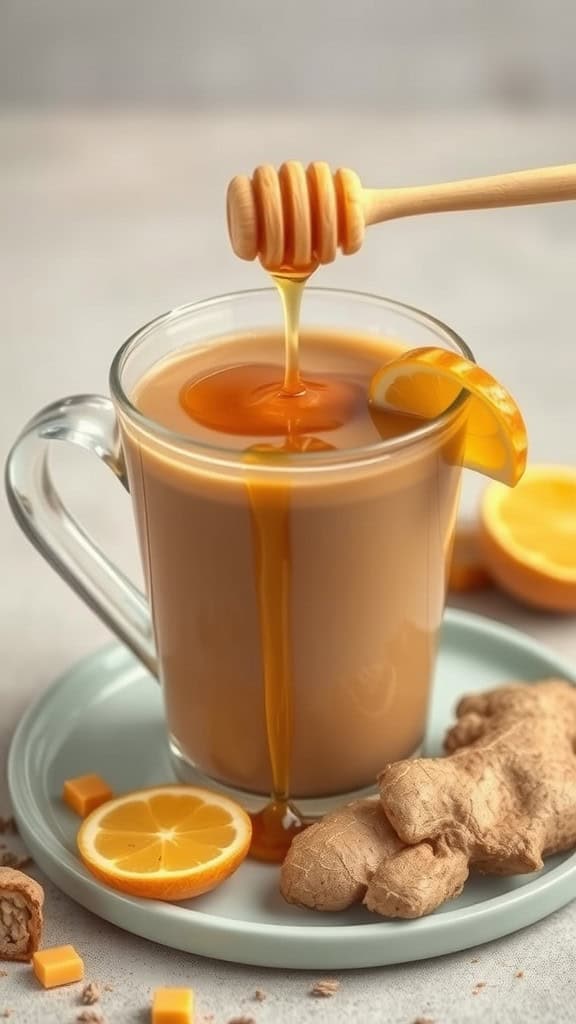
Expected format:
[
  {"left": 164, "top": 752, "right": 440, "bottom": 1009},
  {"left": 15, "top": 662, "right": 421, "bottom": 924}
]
[{"left": 8, "top": 609, "right": 576, "bottom": 969}]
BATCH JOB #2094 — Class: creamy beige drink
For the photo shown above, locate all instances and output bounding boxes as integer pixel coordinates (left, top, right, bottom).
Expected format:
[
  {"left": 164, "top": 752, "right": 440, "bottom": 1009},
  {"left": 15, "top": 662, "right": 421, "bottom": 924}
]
[{"left": 122, "top": 326, "right": 465, "bottom": 828}]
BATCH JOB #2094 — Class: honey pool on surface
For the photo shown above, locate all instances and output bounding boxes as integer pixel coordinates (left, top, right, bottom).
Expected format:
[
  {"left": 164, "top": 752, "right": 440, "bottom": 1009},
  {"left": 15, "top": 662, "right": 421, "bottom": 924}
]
[
  {"left": 147, "top": 330, "right": 417, "bottom": 451},
  {"left": 129, "top": 323, "right": 461, "bottom": 862}
]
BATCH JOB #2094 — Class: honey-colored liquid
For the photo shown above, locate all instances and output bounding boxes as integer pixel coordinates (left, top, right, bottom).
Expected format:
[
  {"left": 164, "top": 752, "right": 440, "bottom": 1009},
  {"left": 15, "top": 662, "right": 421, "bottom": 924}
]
[
  {"left": 247, "top": 271, "right": 319, "bottom": 857},
  {"left": 273, "top": 269, "right": 310, "bottom": 395},
  {"left": 250, "top": 271, "right": 307, "bottom": 857}
]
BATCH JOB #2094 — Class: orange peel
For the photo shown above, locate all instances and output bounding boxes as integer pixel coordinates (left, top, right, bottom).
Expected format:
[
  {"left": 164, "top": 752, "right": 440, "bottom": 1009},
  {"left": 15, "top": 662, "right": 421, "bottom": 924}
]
[{"left": 369, "top": 346, "right": 527, "bottom": 486}]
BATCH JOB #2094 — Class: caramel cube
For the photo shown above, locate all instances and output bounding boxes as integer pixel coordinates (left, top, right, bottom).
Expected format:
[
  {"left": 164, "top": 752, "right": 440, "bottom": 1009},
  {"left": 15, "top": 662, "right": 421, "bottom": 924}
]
[
  {"left": 33, "top": 945, "right": 84, "bottom": 988},
  {"left": 152, "top": 987, "right": 195, "bottom": 1023},
  {"left": 62, "top": 774, "right": 113, "bottom": 817}
]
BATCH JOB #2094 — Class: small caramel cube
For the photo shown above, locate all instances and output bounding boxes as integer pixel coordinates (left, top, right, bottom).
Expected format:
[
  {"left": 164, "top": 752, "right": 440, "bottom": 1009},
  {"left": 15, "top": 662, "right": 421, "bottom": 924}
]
[
  {"left": 62, "top": 774, "right": 113, "bottom": 817},
  {"left": 33, "top": 945, "right": 84, "bottom": 988},
  {"left": 152, "top": 987, "right": 195, "bottom": 1023}
]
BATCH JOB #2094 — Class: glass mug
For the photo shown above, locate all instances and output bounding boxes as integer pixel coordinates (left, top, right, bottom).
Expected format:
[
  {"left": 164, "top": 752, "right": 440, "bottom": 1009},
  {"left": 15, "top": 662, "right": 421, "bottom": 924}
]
[{"left": 5, "top": 290, "right": 470, "bottom": 814}]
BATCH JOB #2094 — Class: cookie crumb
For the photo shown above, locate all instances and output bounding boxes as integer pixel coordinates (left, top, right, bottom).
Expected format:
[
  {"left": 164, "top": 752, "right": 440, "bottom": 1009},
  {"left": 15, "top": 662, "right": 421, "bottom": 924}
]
[
  {"left": 254, "top": 989, "right": 266, "bottom": 1002},
  {"left": 77, "top": 1011, "right": 103, "bottom": 1024},
  {"left": 103, "top": 984, "right": 114, "bottom": 992},
  {"left": 81, "top": 982, "right": 100, "bottom": 1005},
  {"left": 515, "top": 970, "right": 524, "bottom": 979},
  {"left": 472, "top": 982, "right": 486, "bottom": 995},
  {"left": 0, "top": 972, "right": 7, "bottom": 978},
  {"left": 227, "top": 1017, "right": 255, "bottom": 1024},
  {"left": 0, "top": 1012, "right": 12, "bottom": 1019},
  {"left": 412, "top": 1018, "right": 435, "bottom": 1024},
  {"left": 310, "top": 978, "right": 340, "bottom": 997}
]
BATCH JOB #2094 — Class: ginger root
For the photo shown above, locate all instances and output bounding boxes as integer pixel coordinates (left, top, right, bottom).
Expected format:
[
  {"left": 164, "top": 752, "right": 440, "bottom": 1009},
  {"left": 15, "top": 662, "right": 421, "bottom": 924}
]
[
  {"left": 281, "top": 679, "right": 576, "bottom": 919},
  {"left": 280, "top": 798, "right": 402, "bottom": 911}
]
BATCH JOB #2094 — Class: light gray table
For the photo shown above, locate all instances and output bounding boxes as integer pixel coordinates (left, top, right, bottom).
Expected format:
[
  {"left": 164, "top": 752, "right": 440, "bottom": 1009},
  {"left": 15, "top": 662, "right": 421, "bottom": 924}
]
[{"left": 1, "top": 109, "right": 575, "bottom": 1023}]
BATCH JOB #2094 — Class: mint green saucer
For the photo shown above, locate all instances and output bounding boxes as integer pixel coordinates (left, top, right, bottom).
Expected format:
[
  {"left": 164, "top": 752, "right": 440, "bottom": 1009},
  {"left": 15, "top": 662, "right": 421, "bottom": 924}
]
[{"left": 8, "top": 610, "right": 576, "bottom": 969}]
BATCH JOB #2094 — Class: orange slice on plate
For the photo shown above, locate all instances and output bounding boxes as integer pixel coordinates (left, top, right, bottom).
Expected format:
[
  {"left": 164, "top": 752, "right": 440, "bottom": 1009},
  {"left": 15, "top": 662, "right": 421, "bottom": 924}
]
[
  {"left": 480, "top": 465, "right": 576, "bottom": 612},
  {"left": 369, "top": 347, "right": 527, "bottom": 485},
  {"left": 77, "top": 785, "right": 252, "bottom": 900}
]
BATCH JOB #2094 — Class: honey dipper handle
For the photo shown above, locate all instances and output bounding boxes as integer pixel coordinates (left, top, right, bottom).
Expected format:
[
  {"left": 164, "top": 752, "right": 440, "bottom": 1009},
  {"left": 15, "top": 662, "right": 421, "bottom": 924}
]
[{"left": 362, "top": 163, "right": 576, "bottom": 225}]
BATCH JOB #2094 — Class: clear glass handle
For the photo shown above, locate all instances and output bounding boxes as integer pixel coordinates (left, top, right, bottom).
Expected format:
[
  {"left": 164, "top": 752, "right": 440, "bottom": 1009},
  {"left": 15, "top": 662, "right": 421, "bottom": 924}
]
[{"left": 5, "top": 395, "right": 157, "bottom": 675}]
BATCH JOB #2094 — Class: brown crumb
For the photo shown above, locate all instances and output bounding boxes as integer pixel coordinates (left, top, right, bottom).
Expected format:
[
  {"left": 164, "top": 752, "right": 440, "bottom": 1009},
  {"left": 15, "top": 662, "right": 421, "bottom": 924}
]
[
  {"left": 77, "top": 1011, "right": 103, "bottom": 1024},
  {"left": 81, "top": 982, "right": 100, "bottom": 1005},
  {"left": 227, "top": 1018, "right": 255, "bottom": 1024},
  {"left": 254, "top": 988, "right": 266, "bottom": 1001},
  {"left": 0, "top": 1012, "right": 12, "bottom": 1019},
  {"left": 516, "top": 970, "right": 524, "bottom": 979},
  {"left": 310, "top": 978, "right": 340, "bottom": 997},
  {"left": 0, "top": 972, "right": 6, "bottom": 978},
  {"left": 103, "top": 984, "right": 114, "bottom": 992},
  {"left": 472, "top": 982, "right": 487, "bottom": 995},
  {"left": 0, "top": 820, "right": 17, "bottom": 836},
  {"left": 412, "top": 1018, "right": 435, "bottom": 1024}
]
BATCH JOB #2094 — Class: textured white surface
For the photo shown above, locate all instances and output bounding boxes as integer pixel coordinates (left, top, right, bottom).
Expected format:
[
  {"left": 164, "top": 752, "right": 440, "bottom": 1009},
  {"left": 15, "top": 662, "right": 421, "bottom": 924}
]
[{"left": 1, "top": 109, "right": 576, "bottom": 1021}]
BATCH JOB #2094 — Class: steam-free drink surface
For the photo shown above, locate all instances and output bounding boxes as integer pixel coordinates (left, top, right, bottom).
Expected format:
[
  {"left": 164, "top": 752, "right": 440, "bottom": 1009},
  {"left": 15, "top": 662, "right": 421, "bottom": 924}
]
[{"left": 125, "top": 328, "right": 464, "bottom": 824}]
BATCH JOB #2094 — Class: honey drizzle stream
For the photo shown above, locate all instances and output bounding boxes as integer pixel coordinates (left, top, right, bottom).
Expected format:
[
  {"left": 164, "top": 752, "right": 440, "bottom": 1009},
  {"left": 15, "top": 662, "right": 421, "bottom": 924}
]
[
  {"left": 250, "top": 480, "right": 292, "bottom": 803},
  {"left": 273, "top": 271, "right": 308, "bottom": 394},
  {"left": 247, "top": 269, "right": 312, "bottom": 861}
]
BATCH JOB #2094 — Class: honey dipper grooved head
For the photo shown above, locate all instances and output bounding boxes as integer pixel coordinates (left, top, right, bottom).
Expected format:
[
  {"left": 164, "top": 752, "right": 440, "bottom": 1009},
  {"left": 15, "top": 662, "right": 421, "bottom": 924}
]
[{"left": 226, "top": 162, "right": 365, "bottom": 270}]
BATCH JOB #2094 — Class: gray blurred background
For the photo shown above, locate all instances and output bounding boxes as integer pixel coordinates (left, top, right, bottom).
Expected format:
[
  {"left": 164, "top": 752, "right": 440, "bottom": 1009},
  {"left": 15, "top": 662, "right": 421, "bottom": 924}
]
[
  {"left": 2, "top": 0, "right": 576, "bottom": 109},
  {"left": 2, "top": 0, "right": 576, "bottom": 704}
]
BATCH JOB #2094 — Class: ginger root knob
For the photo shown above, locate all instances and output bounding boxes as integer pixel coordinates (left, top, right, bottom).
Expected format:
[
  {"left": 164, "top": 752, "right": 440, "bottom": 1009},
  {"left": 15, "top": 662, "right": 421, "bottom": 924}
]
[{"left": 280, "top": 679, "right": 576, "bottom": 919}]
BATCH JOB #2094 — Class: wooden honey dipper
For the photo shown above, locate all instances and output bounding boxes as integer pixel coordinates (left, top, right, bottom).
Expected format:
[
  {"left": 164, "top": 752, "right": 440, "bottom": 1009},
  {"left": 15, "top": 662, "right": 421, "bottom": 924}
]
[{"left": 227, "top": 161, "right": 576, "bottom": 270}]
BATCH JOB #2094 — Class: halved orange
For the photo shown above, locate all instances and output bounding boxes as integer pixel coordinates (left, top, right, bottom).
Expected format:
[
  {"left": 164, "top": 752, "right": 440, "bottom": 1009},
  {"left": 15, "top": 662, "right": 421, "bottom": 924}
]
[
  {"left": 369, "top": 347, "right": 527, "bottom": 486},
  {"left": 77, "top": 785, "right": 252, "bottom": 901},
  {"left": 480, "top": 465, "right": 576, "bottom": 612}
]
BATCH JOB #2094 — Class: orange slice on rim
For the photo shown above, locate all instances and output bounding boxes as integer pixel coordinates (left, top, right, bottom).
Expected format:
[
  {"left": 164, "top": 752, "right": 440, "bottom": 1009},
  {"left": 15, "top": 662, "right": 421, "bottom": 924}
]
[
  {"left": 369, "top": 347, "right": 527, "bottom": 486},
  {"left": 77, "top": 785, "right": 252, "bottom": 901}
]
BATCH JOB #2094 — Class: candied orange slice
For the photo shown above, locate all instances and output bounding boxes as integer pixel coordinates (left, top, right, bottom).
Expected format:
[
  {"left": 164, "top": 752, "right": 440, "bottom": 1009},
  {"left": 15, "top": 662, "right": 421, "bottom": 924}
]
[
  {"left": 369, "top": 347, "right": 527, "bottom": 485},
  {"left": 77, "top": 785, "right": 252, "bottom": 900},
  {"left": 480, "top": 465, "right": 576, "bottom": 612}
]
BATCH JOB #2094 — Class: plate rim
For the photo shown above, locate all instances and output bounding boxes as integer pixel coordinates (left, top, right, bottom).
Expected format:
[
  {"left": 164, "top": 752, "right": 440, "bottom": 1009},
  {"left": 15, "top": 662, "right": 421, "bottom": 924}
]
[{"left": 8, "top": 608, "right": 576, "bottom": 966}]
